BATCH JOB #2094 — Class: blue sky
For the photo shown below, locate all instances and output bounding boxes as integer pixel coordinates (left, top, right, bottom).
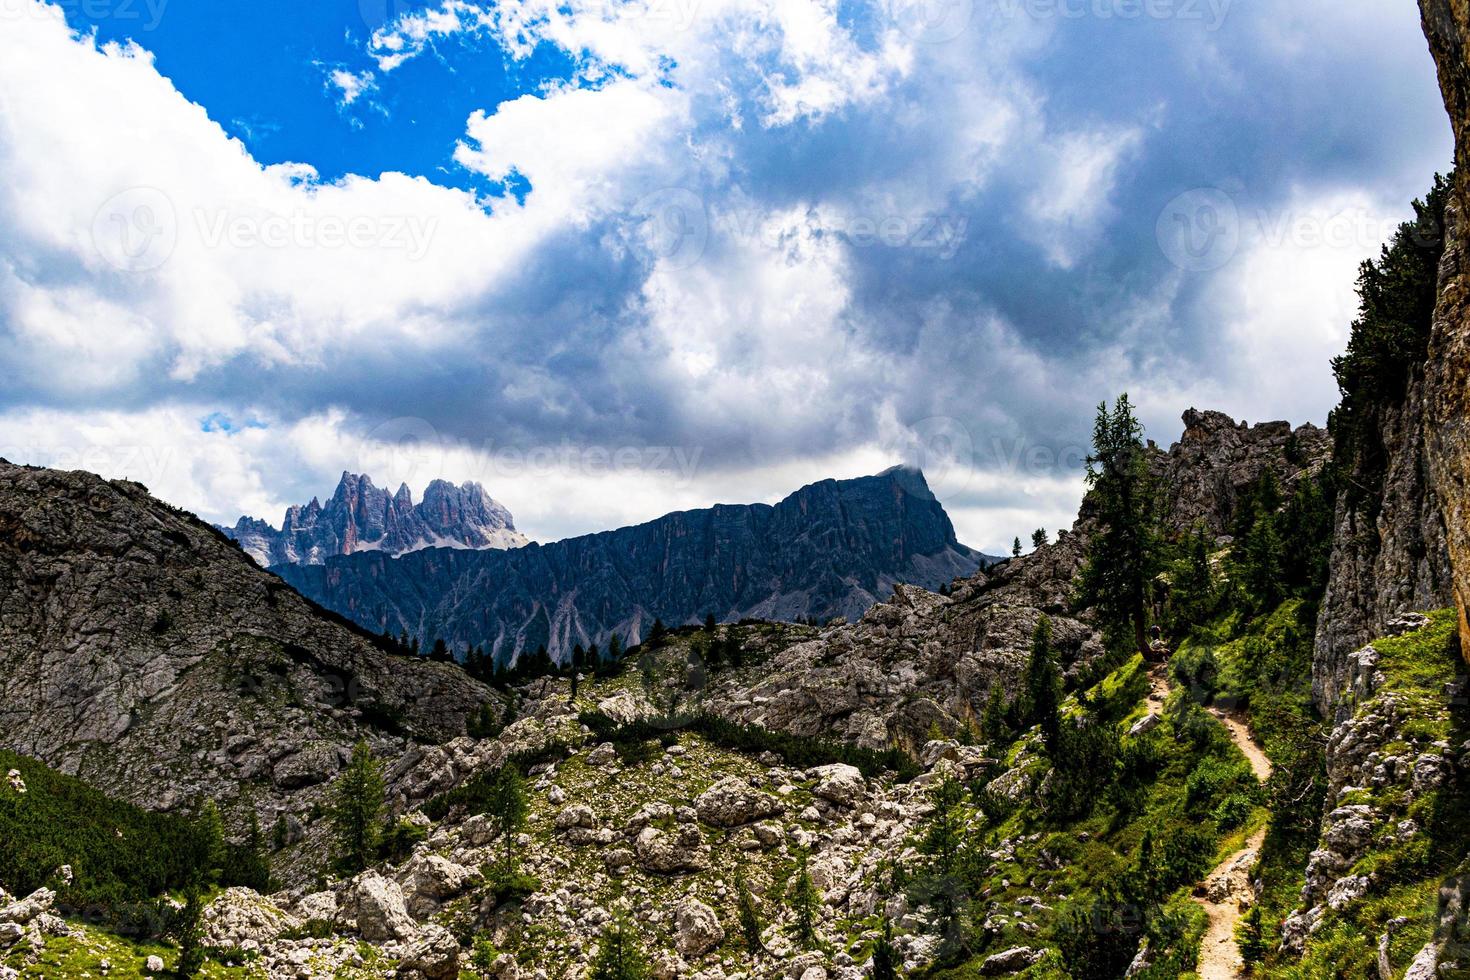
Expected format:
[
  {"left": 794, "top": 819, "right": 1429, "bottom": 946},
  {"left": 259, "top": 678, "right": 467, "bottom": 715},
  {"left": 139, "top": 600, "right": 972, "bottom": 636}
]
[{"left": 0, "top": 0, "right": 1454, "bottom": 550}]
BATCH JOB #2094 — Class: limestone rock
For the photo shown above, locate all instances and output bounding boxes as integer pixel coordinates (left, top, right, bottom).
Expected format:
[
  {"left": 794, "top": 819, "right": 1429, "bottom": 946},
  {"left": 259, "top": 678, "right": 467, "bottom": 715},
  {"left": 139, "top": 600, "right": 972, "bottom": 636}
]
[
  {"left": 674, "top": 897, "right": 725, "bottom": 958},
  {"left": 695, "top": 776, "right": 781, "bottom": 827}
]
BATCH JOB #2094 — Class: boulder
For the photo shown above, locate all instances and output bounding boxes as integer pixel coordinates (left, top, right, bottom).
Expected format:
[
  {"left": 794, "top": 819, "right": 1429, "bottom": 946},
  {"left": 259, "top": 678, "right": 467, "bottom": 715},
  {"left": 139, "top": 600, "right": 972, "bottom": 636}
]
[
  {"left": 401, "top": 854, "right": 480, "bottom": 915},
  {"left": 202, "top": 888, "right": 297, "bottom": 946},
  {"left": 342, "top": 872, "right": 416, "bottom": 942},
  {"left": 810, "top": 764, "right": 865, "bottom": 807},
  {"left": 144, "top": 956, "right": 166, "bottom": 974},
  {"left": 674, "top": 896, "right": 725, "bottom": 958},
  {"left": 982, "top": 946, "right": 1045, "bottom": 974},
  {"left": 635, "top": 826, "right": 708, "bottom": 874},
  {"left": 397, "top": 922, "right": 461, "bottom": 979},
  {"left": 695, "top": 777, "right": 782, "bottom": 827},
  {"left": 555, "top": 805, "right": 599, "bottom": 831},
  {"left": 0, "top": 888, "right": 53, "bottom": 925},
  {"left": 271, "top": 744, "right": 342, "bottom": 789}
]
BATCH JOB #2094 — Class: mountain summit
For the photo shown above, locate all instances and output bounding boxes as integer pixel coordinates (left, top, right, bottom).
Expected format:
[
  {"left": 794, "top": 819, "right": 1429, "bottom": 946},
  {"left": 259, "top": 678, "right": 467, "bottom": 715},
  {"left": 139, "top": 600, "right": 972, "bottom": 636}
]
[
  {"left": 221, "top": 472, "right": 528, "bottom": 566},
  {"left": 276, "top": 467, "right": 990, "bottom": 663}
]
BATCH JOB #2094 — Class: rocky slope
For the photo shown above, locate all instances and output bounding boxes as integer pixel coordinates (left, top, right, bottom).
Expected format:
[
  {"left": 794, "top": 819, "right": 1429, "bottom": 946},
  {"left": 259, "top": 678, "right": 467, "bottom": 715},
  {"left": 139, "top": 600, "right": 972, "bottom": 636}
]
[
  {"left": 1420, "top": 0, "right": 1470, "bottom": 657},
  {"left": 0, "top": 460, "right": 492, "bottom": 814},
  {"left": 275, "top": 467, "right": 990, "bottom": 664},
  {"left": 691, "top": 411, "right": 1328, "bottom": 753},
  {"left": 222, "top": 473, "right": 527, "bottom": 567}
]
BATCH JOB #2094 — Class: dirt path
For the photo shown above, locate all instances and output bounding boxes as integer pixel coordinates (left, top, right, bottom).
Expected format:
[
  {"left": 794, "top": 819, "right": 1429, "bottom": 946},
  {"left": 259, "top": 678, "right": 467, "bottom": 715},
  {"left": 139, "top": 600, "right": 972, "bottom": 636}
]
[{"left": 1147, "top": 667, "right": 1273, "bottom": 979}]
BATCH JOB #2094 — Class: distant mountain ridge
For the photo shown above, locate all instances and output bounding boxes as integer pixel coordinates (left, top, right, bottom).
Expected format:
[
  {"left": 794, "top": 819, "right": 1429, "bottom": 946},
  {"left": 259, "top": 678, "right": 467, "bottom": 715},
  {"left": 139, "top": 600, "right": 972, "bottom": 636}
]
[
  {"left": 275, "top": 466, "right": 990, "bottom": 663},
  {"left": 222, "top": 471, "right": 527, "bottom": 566}
]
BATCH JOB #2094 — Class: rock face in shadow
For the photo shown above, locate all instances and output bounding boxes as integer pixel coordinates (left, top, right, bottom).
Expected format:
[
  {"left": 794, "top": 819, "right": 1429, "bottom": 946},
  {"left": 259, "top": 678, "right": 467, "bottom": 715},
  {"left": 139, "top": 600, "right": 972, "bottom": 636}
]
[
  {"left": 1313, "top": 367, "right": 1453, "bottom": 719},
  {"left": 275, "top": 467, "right": 990, "bottom": 663},
  {"left": 221, "top": 472, "right": 527, "bottom": 567},
  {"left": 1420, "top": 0, "right": 1470, "bottom": 658},
  {"left": 0, "top": 461, "right": 489, "bottom": 811}
]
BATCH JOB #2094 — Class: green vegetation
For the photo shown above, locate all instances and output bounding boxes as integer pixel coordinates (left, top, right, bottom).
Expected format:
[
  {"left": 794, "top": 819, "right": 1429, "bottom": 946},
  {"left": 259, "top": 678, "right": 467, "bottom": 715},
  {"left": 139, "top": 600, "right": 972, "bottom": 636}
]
[
  {"left": 1077, "top": 394, "right": 1159, "bottom": 656},
  {"left": 1330, "top": 172, "right": 1452, "bottom": 510},
  {"left": 0, "top": 750, "right": 236, "bottom": 930},
  {"left": 578, "top": 710, "right": 920, "bottom": 781},
  {"left": 588, "top": 917, "right": 650, "bottom": 980},
  {"left": 329, "top": 740, "right": 385, "bottom": 874}
]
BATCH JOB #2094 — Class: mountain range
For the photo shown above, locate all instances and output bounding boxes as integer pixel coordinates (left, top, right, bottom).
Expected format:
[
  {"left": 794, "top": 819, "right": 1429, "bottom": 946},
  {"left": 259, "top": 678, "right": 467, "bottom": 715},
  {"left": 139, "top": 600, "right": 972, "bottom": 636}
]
[
  {"left": 274, "top": 466, "right": 990, "bottom": 663},
  {"left": 220, "top": 472, "right": 527, "bottom": 567}
]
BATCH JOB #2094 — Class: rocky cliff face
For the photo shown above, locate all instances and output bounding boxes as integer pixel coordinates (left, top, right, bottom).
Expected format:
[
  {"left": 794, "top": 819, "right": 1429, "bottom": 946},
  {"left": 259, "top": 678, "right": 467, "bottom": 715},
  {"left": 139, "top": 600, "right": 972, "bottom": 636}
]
[
  {"left": 276, "top": 467, "right": 989, "bottom": 663},
  {"left": 1313, "top": 370, "right": 1453, "bottom": 720},
  {"left": 222, "top": 472, "right": 527, "bottom": 567},
  {"left": 1420, "top": 0, "right": 1470, "bottom": 657},
  {"left": 0, "top": 461, "right": 491, "bottom": 813},
  {"left": 1154, "top": 409, "right": 1330, "bottom": 536}
]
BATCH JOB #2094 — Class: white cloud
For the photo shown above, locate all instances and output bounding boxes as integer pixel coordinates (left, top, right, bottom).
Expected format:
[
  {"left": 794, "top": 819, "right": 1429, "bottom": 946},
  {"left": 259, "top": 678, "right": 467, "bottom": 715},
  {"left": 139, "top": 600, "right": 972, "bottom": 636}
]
[{"left": 327, "top": 68, "right": 377, "bottom": 107}]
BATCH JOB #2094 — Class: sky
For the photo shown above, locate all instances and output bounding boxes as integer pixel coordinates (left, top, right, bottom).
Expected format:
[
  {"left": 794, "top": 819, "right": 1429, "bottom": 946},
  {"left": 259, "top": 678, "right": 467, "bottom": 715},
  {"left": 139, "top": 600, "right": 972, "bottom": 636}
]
[{"left": 0, "top": 0, "right": 1454, "bottom": 553}]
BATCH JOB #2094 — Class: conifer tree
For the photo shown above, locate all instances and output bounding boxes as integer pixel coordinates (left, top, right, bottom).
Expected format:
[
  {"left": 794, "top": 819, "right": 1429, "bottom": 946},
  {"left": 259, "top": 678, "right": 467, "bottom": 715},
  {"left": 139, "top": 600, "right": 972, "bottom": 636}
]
[
  {"left": 330, "top": 741, "right": 384, "bottom": 873},
  {"left": 1032, "top": 528, "right": 1048, "bottom": 549},
  {"left": 589, "top": 917, "right": 650, "bottom": 980},
  {"left": 872, "top": 917, "right": 899, "bottom": 980},
  {"left": 1012, "top": 536, "right": 1023, "bottom": 558},
  {"left": 982, "top": 684, "right": 1011, "bottom": 744},
  {"left": 1025, "top": 616, "right": 1063, "bottom": 754},
  {"left": 196, "top": 799, "right": 226, "bottom": 882},
  {"left": 173, "top": 885, "right": 207, "bottom": 978},
  {"left": 735, "top": 868, "right": 764, "bottom": 953},
  {"left": 483, "top": 766, "right": 529, "bottom": 869},
  {"left": 789, "top": 851, "right": 821, "bottom": 949},
  {"left": 1076, "top": 394, "right": 1158, "bottom": 655}
]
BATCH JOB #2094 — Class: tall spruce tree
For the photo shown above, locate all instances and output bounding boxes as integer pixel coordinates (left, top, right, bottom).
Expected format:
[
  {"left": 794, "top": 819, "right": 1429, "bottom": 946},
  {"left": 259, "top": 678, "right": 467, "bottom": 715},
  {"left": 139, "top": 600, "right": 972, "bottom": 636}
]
[
  {"left": 589, "top": 917, "right": 650, "bottom": 980},
  {"left": 330, "top": 741, "right": 385, "bottom": 873},
  {"left": 1025, "top": 616, "right": 1064, "bottom": 754},
  {"left": 1077, "top": 394, "right": 1158, "bottom": 656}
]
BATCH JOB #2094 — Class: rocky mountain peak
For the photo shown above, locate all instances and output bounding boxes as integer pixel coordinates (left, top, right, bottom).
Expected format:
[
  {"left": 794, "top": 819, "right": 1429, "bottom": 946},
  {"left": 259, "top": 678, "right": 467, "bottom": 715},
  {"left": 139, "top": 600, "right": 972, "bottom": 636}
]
[{"left": 221, "top": 472, "right": 529, "bottom": 567}]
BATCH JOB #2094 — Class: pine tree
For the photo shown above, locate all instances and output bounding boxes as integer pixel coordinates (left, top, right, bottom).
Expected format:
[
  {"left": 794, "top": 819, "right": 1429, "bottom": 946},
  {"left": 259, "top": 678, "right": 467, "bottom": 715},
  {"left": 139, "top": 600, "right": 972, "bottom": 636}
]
[
  {"left": 483, "top": 766, "right": 529, "bottom": 869},
  {"left": 789, "top": 851, "right": 821, "bottom": 949},
  {"left": 872, "top": 916, "right": 899, "bottom": 980},
  {"left": 982, "top": 684, "right": 1010, "bottom": 744},
  {"left": 923, "top": 774, "right": 965, "bottom": 877},
  {"left": 1076, "top": 394, "right": 1158, "bottom": 655},
  {"left": 589, "top": 917, "right": 650, "bottom": 980},
  {"left": 735, "top": 868, "right": 764, "bottom": 953},
  {"left": 1012, "top": 536, "right": 1023, "bottom": 558},
  {"left": 196, "top": 799, "right": 226, "bottom": 882},
  {"left": 1032, "top": 528, "right": 1048, "bottom": 549},
  {"left": 172, "top": 885, "right": 207, "bottom": 977},
  {"left": 608, "top": 634, "right": 624, "bottom": 663},
  {"left": 330, "top": 741, "right": 384, "bottom": 873},
  {"left": 704, "top": 612, "right": 718, "bottom": 632},
  {"left": 1024, "top": 616, "right": 1063, "bottom": 754}
]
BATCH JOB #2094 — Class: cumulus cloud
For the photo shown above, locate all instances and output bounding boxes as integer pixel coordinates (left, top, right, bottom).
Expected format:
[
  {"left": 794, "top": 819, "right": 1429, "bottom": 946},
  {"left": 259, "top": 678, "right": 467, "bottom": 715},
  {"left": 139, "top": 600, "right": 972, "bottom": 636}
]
[{"left": 0, "top": 0, "right": 1454, "bottom": 551}]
